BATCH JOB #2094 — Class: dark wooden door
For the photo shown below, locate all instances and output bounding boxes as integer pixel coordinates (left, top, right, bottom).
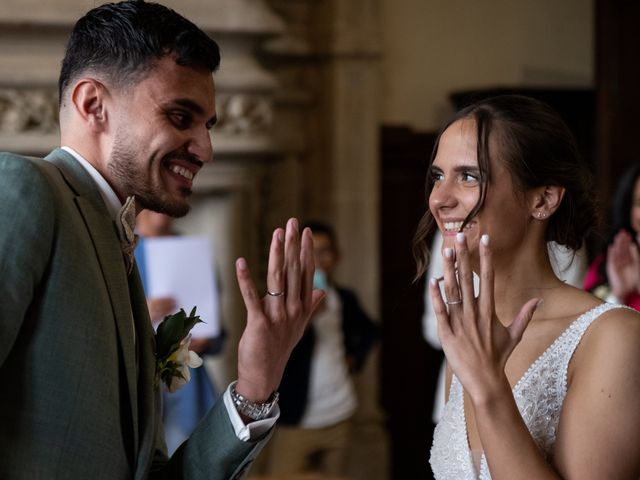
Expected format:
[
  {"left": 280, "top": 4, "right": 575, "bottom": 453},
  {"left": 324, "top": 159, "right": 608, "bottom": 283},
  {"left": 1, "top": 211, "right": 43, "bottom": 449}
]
[
  {"left": 596, "top": 0, "right": 640, "bottom": 216},
  {"left": 379, "top": 126, "right": 442, "bottom": 479}
]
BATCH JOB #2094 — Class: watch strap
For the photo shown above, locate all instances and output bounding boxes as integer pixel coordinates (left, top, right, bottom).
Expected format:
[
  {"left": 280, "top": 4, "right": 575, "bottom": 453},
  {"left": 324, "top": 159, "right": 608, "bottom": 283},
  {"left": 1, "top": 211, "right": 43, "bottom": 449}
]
[{"left": 230, "top": 382, "right": 279, "bottom": 421}]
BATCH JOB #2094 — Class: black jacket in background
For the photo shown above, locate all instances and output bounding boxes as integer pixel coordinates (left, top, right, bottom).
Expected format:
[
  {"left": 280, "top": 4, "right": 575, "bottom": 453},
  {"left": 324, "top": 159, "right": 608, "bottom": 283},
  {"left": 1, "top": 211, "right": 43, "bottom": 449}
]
[{"left": 278, "top": 286, "right": 378, "bottom": 425}]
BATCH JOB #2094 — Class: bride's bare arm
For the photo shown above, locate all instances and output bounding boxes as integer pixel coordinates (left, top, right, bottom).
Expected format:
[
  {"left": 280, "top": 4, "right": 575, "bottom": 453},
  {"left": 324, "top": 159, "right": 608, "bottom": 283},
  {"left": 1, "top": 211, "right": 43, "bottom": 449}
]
[{"left": 552, "top": 308, "right": 640, "bottom": 479}]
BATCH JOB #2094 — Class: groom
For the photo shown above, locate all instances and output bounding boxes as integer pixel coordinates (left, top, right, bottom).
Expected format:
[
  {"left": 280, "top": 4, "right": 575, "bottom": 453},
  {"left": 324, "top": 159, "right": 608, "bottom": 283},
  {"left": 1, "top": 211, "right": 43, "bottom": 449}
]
[{"left": 0, "top": 1, "right": 323, "bottom": 479}]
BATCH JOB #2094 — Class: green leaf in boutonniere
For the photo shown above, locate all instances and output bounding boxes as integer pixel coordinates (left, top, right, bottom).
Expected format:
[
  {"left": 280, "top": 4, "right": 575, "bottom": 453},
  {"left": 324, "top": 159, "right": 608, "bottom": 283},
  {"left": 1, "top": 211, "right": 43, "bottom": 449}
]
[{"left": 155, "top": 307, "right": 205, "bottom": 392}]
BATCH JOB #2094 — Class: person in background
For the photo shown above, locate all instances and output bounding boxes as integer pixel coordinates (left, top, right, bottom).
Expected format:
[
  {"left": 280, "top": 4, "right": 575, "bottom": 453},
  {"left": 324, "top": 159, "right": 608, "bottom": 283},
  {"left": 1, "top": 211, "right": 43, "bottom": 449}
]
[
  {"left": 262, "top": 221, "right": 378, "bottom": 477},
  {"left": 421, "top": 95, "right": 640, "bottom": 479},
  {"left": 136, "top": 209, "right": 225, "bottom": 456},
  {"left": 584, "top": 163, "right": 640, "bottom": 310}
]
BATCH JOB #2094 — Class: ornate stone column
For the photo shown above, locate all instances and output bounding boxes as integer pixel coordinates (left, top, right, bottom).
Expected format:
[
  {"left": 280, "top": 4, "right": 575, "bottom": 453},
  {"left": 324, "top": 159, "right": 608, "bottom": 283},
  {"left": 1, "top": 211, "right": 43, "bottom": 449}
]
[
  {"left": 265, "top": 0, "right": 381, "bottom": 316},
  {"left": 264, "top": 3, "right": 388, "bottom": 479}
]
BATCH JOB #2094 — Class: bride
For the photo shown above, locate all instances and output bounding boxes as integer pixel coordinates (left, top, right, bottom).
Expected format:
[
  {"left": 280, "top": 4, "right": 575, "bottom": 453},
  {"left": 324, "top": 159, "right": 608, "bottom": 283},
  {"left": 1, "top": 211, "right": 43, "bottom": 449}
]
[{"left": 417, "top": 95, "right": 640, "bottom": 479}]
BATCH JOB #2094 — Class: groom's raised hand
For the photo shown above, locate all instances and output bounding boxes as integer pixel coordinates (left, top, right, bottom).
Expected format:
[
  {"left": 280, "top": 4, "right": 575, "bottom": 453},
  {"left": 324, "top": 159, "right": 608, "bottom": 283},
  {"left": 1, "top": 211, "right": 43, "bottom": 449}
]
[{"left": 234, "top": 218, "right": 325, "bottom": 403}]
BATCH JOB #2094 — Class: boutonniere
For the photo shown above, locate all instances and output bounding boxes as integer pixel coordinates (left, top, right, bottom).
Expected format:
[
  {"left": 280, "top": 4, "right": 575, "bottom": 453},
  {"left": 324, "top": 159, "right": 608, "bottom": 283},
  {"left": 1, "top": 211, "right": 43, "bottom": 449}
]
[{"left": 155, "top": 307, "right": 205, "bottom": 392}]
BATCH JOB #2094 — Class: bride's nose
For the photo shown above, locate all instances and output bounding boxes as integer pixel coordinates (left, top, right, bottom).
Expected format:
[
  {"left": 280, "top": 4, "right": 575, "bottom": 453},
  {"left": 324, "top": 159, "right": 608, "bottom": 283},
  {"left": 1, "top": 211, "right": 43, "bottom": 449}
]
[{"left": 429, "top": 181, "right": 457, "bottom": 212}]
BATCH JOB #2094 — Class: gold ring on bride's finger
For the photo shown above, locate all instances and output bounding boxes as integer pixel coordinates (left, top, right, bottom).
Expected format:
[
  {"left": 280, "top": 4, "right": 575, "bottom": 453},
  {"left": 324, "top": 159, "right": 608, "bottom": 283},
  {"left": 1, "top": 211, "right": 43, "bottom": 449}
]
[
  {"left": 445, "top": 298, "right": 462, "bottom": 305},
  {"left": 267, "top": 290, "right": 285, "bottom": 297}
]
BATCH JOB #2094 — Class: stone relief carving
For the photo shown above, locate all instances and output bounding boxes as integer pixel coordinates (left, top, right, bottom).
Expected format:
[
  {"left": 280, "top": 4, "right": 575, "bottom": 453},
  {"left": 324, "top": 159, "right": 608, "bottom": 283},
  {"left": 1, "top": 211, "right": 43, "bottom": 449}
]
[
  {"left": 0, "top": 88, "right": 273, "bottom": 137},
  {"left": 0, "top": 88, "right": 59, "bottom": 134},
  {"left": 214, "top": 94, "right": 273, "bottom": 135}
]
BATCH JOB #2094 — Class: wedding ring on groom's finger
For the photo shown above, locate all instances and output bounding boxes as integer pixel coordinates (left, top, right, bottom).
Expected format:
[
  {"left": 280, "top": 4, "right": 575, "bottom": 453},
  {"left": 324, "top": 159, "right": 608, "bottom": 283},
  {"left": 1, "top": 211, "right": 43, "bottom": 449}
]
[{"left": 267, "top": 290, "right": 285, "bottom": 297}]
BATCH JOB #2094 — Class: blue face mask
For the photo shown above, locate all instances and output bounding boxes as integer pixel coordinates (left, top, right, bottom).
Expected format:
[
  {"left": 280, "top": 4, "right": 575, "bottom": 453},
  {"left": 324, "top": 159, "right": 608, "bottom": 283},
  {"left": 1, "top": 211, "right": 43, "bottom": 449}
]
[{"left": 313, "top": 269, "right": 328, "bottom": 290}]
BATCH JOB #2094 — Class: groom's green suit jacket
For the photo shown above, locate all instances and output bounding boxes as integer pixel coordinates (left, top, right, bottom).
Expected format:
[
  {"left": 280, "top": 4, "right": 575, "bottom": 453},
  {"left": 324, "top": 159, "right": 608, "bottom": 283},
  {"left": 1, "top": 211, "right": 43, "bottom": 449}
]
[{"left": 0, "top": 150, "right": 265, "bottom": 479}]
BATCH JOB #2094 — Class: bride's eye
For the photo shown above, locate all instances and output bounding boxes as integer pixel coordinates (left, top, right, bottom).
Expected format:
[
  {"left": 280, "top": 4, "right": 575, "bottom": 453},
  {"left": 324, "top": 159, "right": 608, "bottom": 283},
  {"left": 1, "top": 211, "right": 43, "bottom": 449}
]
[
  {"left": 430, "top": 170, "right": 444, "bottom": 184},
  {"left": 461, "top": 171, "right": 479, "bottom": 184}
]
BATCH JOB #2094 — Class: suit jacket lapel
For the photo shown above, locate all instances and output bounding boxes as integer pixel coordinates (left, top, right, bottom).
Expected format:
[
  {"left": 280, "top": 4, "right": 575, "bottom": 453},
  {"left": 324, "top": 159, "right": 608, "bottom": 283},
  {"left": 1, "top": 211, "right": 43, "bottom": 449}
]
[
  {"left": 129, "top": 267, "right": 161, "bottom": 478},
  {"left": 45, "top": 149, "right": 140, "bottom": 461}
]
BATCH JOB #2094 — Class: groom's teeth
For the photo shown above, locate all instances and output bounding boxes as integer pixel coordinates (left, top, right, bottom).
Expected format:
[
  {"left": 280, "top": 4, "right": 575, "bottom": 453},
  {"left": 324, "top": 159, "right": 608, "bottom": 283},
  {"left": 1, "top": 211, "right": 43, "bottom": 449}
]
[{"left": 170, "top": 165, "right": 194, "bottom": 180}]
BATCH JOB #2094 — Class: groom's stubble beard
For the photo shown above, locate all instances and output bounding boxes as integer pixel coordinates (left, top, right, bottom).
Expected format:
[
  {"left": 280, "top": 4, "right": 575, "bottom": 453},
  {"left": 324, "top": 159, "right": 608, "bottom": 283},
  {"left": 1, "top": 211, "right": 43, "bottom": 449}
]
[{"left": 108, "top": 133, "right": 191, "bottom": 218}]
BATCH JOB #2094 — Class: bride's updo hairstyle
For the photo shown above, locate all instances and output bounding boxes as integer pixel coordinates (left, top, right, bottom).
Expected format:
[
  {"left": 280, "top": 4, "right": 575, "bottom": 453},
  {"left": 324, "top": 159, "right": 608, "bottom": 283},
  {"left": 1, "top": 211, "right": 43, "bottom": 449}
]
[{"left": 413, "top": 94, "right": 596, "bottom": 278}]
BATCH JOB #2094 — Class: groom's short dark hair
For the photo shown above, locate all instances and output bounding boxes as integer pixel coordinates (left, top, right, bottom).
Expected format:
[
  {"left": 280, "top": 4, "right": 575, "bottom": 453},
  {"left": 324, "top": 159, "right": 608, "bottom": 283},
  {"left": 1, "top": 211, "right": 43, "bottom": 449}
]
[{"left": 58, "top": 0, "right": 220, "bottom": 104}]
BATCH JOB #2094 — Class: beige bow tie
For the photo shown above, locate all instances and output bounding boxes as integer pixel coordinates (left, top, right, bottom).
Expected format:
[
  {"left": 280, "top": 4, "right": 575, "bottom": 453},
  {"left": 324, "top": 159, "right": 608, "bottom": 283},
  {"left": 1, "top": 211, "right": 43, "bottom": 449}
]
[{"left": 116, "top": 196, "right": 138, "bottom": 275}]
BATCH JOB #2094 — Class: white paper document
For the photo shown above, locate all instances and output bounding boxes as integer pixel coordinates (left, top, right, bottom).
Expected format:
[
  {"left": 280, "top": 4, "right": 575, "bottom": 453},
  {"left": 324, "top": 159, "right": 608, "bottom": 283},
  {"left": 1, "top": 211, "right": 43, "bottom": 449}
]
[{"left": 138, "top": 236, "right": 220, "bottom": 338}]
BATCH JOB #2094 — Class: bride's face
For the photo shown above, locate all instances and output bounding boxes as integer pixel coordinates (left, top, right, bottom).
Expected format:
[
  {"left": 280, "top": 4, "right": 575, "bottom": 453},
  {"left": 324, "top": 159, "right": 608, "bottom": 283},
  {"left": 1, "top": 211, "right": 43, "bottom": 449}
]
[{"left": 428, "top": 119, "right": 532, "bottom": 268}]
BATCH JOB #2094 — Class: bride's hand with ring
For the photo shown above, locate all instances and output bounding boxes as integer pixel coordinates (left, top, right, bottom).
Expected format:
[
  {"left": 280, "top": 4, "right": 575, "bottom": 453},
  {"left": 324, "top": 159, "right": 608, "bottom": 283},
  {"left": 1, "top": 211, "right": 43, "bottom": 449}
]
[{"left": 429, "top": 231, "right": 541, "bottom": 404}]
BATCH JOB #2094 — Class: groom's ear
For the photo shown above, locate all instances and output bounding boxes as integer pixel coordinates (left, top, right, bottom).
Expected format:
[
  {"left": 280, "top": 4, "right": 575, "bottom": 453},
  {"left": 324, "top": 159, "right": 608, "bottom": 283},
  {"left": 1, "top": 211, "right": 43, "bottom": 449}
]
[{"left": 69, "top": 78, "right": 109, "bottom": 133}]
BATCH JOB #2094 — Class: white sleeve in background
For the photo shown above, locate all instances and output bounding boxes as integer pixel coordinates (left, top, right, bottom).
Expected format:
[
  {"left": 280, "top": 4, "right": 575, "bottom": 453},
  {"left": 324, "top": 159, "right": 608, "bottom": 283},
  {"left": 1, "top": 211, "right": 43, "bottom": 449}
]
[
  {"left": 422, "top": 232, "right": 444, "bottom": 349},
  {"left": 548, "top": 242, "right": 589, "bottom": 288},
  {"left": 223, "top": 385, "right": 279, "bottom": 441}
]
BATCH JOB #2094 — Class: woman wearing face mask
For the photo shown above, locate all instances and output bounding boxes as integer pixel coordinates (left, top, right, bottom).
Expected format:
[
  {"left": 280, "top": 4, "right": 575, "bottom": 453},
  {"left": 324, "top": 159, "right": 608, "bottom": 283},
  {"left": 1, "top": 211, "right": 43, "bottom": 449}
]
[
  {"left": 420, "top": 95, "right": 640, "bottom": 479},
  {"left": 584, "top": 163, "right": 640, "bottom": 310}
]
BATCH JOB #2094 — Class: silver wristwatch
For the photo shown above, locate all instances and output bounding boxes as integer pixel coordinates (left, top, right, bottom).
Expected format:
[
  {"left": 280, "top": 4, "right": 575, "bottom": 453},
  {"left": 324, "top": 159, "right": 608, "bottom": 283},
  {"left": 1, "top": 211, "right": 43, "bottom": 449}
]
[{"left": 230, "top": 382, "right": 279, "bottom": 421}]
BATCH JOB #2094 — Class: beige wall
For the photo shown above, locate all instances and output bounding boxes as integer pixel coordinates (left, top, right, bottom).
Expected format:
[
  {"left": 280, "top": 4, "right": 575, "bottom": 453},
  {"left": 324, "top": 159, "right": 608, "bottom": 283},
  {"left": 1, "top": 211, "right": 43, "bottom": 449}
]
[{"left": 380, "top": 0, "right": 594, "bottom": 131}]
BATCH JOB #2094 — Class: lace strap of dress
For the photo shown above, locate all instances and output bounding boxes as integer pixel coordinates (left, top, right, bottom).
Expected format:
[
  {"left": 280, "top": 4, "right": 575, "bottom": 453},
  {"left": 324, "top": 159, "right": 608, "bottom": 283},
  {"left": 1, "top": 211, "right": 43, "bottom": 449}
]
[
  {"left": 562, "top": 303, "right": 623, "bottom": 354},
  {"left": 555, "top": 302, "right": 626, "bottom": 394}
]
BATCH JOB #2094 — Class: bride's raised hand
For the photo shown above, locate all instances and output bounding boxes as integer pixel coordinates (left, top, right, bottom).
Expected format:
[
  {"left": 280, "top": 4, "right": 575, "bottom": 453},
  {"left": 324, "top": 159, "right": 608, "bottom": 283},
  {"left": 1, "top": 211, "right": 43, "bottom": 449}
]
[{"left": 429, "top": 232, "right": 541, "bottom": 403}]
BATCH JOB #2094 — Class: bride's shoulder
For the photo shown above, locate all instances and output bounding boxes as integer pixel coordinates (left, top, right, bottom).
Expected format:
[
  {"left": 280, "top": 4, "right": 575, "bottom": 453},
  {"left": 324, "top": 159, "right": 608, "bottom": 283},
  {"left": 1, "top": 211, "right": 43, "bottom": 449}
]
[
  {"left": 574, "top": 301, "right": 640, "bottom": 369},
  {"left": 560, "top": 285, "right": 639, "bottom": 328},
  {"left": 589, "top": 303, "right": 640, "bottom": 340}
]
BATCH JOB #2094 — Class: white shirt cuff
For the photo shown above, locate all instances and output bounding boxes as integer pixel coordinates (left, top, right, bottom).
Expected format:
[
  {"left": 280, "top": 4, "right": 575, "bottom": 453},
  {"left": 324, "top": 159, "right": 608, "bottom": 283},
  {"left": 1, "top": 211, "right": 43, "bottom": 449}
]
[{"left": 223, "top": 384, "right": 279, "bottom": 441}]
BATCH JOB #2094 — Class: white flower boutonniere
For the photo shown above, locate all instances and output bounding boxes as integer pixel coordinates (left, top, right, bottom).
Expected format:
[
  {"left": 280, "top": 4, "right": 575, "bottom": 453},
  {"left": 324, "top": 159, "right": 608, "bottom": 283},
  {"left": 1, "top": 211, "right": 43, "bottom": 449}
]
[{"left": 155, "top": 307, "right": 205, "bottom": 393}]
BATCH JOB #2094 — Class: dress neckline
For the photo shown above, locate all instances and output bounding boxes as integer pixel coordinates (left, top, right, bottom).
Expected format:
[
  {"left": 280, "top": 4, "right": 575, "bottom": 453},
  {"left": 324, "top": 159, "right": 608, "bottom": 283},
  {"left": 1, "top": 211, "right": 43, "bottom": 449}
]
[{"left": 512, "top": 302, "right": 613, "bottom": 391}]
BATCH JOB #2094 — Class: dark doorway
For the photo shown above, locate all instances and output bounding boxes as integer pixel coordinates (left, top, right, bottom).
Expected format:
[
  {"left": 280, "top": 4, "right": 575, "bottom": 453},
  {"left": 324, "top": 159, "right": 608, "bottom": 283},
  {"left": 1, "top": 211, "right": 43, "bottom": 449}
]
[
  {"left": 596, "top": 0, "right": 640, "bottom": 219},
  {"left": 379, "top": 126, "right": 442, "bottom": 479}
]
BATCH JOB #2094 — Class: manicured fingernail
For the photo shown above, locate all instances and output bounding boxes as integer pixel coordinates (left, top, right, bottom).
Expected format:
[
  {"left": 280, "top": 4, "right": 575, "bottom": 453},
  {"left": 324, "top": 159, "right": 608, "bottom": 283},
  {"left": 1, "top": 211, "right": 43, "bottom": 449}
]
[
  {"left": 430, "top": 277, "right": 438, "bottom": 287},
  {"left": 481, "top": 234, "right": 489, "bottom": 246},
  {"left": 291, "top": 218, "right": 299, "bottom": 231},
  {"left": 237, "top": 258, "right": 247, "bottom": 270},
  {"left": 456, "top": 232, "right": 465, "bottom": 244},
  {"left": 277, "top": 229, "right": 284, "bottom": 242},
  {"left": 444, "top": 247, "right": 453, "bottom": 258}
]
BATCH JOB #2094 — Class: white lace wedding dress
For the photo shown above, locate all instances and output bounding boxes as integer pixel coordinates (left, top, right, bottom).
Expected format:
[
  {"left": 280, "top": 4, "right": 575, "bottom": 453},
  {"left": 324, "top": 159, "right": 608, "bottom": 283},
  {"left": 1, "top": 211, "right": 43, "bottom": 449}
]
[{"left": 429, "top": 303, "right": 624, "bottom": 479}]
